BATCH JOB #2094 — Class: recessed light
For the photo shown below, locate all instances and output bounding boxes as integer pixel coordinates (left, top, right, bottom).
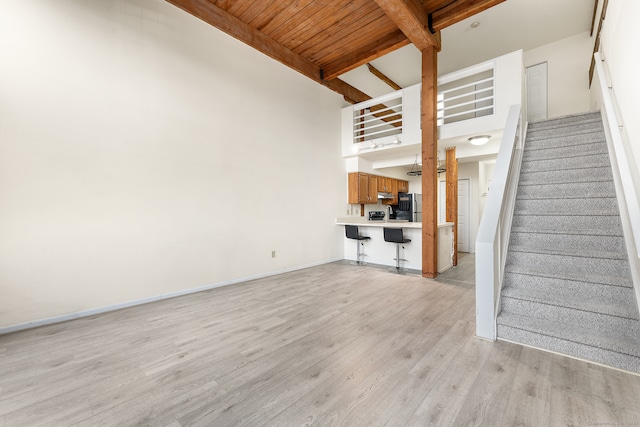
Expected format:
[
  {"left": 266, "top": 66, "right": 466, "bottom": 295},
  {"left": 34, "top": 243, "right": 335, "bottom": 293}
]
[
  {"left": 468, "top": 135, "right": 490, "bottom": 145},
  {"left": 471, "top": 21, "right": 480, "bottom": 29}
]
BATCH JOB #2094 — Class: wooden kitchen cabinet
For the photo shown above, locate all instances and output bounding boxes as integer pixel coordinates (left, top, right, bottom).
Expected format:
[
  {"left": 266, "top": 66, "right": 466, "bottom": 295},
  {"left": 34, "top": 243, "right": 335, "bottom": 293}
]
[
  {"left": 348, "top": 172, "right": 374, "bottom": 204},
  {"left": 382, "top": 179, "right": 399, "bottom": 205},
  {"left": 349, "top": 173, "right": 406, "bottom": 205},
  {"left": 378, "top": 177, "right": 391, "bottom": 192},
  {"left": 368, "top": 175, "right": 378, "bottom": 204},
  {"left": 398, "top": 179, "right": 409, "bottom": 193}
]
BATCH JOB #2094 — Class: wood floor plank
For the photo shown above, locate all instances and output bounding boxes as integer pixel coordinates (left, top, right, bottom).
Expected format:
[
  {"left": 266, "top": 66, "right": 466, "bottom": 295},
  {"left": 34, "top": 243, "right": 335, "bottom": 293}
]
[{"left": 1, "top": 255, "right": 639, "bottom": 426}]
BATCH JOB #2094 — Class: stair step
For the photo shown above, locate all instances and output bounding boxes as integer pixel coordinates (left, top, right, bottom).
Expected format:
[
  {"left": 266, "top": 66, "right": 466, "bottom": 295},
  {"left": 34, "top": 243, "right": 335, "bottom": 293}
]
[
  {"left": 499, "top": 112, "right": 640, "bottom": 374},
  {"left": 505, "top": 261, "right": 633, "bottom": 288},
  {"left": 527, "top": 119, "right": 603, "bottom": 141},
  {"left": 527, "top": 123, "right": 604, "bottom": 141},
  {"left": 514, "top": 197, "right": 619, "bottom": 216},
  {"left": 518, "top": 166, "right": 613, "bottom": 185},
  {"left": 517, "top": 180, "right": 616, "bottom": 199},
  {"left": 510, "top": 225, "right": 623, "bottom": 237},
  {"left": 508, "top": 245, "right": 627, "bottom": 262},
  {"left": 509, "top": 231, "right": 626, "bottom": 253},
  {"left": 527, "top": 112, "right": 601, "bottom": 130},
  {"left": 501, "top": 284, "right": 639, "bottom": 320},
  {"left": 521, "top": 153, "right": 611, "bottom": 172},
  {"left": 524, "top": 132, "right": 606, "bottom": 150},
  {"left": 499, "top": 297, "right": 640, "bottom": 338},
  {"left": 511, "top": 214, "right": 621, "bottom": 233},
  {"left": 505, "top": 249, "right": 631, "bottom": 283},
  {"left": 497, "top": 314, "right": 640, "bottom": 373},
  {"left": 523, "top": 141, "right": 608, "bottom": 162},
  {"left": 503, "top": 271, "right": 634, "bottom": 310}
]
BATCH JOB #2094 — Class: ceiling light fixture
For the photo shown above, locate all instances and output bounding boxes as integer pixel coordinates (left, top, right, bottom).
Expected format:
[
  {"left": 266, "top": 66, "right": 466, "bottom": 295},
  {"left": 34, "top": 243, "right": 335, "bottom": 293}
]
[
  {"left": 355, "top": 134, "right": 402, "bottom": 153},
  {"left": 470, "top": 21, "right": 480, "bottom": 29},
  {"left": 468, "top": 135, "right": 491, "bottom": 146},
  {"left": 407, "top": 155, "right": 421, "bottom": 177}
]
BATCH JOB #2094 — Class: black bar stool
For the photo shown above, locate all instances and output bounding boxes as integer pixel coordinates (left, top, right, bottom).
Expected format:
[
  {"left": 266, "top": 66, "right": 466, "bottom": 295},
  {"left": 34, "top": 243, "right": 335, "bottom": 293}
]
[
  {"left": 345, "top": 225, "right": 371, "bottom": 265},
  {"left": 383, "top": 227, "right": 411, "bottom": 273}
]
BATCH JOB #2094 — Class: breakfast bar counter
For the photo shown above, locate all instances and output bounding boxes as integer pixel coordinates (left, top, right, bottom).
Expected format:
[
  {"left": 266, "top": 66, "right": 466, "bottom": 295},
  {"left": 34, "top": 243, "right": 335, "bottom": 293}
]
[{"left": 336, "top": 218, "right": 454, "bottom": 272}]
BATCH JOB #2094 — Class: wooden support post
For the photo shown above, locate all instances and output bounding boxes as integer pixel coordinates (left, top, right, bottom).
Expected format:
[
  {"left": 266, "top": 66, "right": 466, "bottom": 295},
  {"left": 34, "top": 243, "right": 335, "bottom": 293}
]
[
  {"left": 421, "top": 46, "right": 438, "bottom": 279},
  {"left": 446, "top": 147, "right": 458, "bottom": 266}
]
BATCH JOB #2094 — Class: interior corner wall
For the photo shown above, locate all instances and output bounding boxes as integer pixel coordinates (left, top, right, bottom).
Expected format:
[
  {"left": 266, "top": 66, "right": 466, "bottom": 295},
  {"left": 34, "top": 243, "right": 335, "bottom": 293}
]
[
  {"left": 0, "top": 0, "right": 345, "bottom": 329},
  {"left": 598, "top": 0, "right": 640, "bottom": 175},
  {"left": 524, "top": 31, "right": 593, "bottom": 118}
]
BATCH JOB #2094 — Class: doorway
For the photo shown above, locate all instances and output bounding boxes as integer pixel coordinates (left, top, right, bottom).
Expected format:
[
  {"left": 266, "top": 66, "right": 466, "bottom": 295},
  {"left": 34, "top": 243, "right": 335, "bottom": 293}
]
[
  {"left": 526, "top": 62, "right": 548, "bottom": 122},
  {"left": 439, "top": 178, "right": 471, "bottom": 253}
]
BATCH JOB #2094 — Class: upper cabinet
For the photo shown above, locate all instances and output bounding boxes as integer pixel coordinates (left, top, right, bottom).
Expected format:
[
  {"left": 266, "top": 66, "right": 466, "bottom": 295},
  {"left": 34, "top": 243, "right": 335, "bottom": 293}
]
[
  {"left": 348, "top": 172, "right": 375, "bottom": 204},
  {"left": 348, "top": 173, "right": 407, "bottom": 205},
  {"left": 381, "top": 179, "right": 399, "bottom": 205}
]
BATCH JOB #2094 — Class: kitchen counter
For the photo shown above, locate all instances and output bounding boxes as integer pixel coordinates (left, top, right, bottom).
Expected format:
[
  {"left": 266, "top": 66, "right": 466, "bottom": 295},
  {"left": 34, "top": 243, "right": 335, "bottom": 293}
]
[
  {"left": 336, "top": 218, "right": 455, "bottom": 272},
  {"left": 335, "top": 217, "right": 453, "bottom": 229}
]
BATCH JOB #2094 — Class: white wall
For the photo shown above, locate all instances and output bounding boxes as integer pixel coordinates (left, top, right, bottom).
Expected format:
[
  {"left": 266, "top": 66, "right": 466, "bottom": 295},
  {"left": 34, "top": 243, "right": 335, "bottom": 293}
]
[
  {"left": 524, "top": 31, "right": 593, "bottom": 118},
  {"left": 0, "top": 0, "right": 345, "bottom": 329},
  {"left": 597, "top": 0, "right": 640, "bottom": 175}
]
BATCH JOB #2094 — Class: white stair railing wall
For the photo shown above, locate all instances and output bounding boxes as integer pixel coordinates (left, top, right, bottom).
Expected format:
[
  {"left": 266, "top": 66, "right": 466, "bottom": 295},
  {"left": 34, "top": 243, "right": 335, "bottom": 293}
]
[
  {"left": 593, "top": 52, "right": 640, "bottom": 314},
  {"left": 475, "top": 104, "right": 526, "bottom": 340}
]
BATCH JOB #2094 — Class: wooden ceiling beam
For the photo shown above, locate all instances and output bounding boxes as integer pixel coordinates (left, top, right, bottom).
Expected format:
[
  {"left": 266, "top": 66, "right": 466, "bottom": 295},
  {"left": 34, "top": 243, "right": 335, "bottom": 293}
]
[
  {"left": 164, "top": 0, "right": 372, "bottom": 103},
  {"left": 372, "top": 0, "right": 442, "bottom": 51},
  {"left": 321, "top": 30, "right": 410, "bottom": 80},
  {"left": 367, "top": 63, "right": 402, "bottom": 90},
  {"left": 431, "top": 0, "right": 506, "bottom": 31}
]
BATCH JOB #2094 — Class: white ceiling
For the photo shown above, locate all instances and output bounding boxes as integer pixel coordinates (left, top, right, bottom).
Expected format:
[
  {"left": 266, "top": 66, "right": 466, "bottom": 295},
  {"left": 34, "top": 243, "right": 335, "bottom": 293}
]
[
  {"left": 340, "top": 0, "right": 595, "bottom": 99},
  {"left": 341, "top": 0, "right": 595, "bottom": 172}
]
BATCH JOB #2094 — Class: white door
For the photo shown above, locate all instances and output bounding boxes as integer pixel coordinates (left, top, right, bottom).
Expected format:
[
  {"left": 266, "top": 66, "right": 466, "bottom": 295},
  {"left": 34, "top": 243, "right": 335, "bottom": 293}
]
[
  {"left": 457, "top": 179, "right": 470, "bottom": 252},
  {"left": 526, "top": 62, "right": 548, "bottom": 122},
  {"left": 439, "top": 179, "right": 470, "bottom": 252}
]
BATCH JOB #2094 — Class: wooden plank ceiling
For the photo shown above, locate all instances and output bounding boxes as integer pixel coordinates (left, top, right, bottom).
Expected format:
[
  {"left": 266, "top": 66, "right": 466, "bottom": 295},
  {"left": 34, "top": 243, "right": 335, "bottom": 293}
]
[{"left": 166, "top": 0, "right": 506, "bottom": 102}]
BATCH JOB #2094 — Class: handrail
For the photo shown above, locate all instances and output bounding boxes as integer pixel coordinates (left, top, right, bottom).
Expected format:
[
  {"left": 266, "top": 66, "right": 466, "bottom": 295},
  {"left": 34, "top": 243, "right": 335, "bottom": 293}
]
[
  {"left": 593, "top": 52, "right": 640, "bottom": 312},
  {"left": 475, "top": 104, "right": 524, "bottom": 340}
]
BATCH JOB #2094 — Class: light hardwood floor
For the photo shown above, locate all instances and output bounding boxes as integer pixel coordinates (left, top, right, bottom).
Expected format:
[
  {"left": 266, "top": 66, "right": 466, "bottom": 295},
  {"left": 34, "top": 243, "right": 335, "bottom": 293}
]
[{"left": 1, "top": 255, "right": 639, "bottom": 426}]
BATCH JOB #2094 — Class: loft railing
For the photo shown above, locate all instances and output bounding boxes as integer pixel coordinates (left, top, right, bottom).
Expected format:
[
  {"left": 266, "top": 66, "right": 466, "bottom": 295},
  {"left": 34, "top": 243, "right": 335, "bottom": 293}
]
[
  {"left": 593, "top": 52, "right": 640, "bottom": 313},
  {"left": 438, "top": 68, "right": 494, "bottom": 125},
  {"left": 351, "top": 64, "right": 496, "bottom": 143},
  {"left": 475, "top": 104, "right": 525, "bottom": 340},
  {"left": 342, "top": 50, "right": 523, "bottom": 157},
  {"left": 352, "top": 91, "right": 403, "bottom": 144}
]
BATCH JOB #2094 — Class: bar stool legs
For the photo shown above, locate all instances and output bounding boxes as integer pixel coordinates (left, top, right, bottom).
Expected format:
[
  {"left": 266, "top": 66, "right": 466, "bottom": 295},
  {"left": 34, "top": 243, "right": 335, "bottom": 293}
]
[
  {"left": 383, "top": 227, "right": 411, "bottom": 274},
  {"left": 345, "top": 225, "right": 371, "bottom": 266}
]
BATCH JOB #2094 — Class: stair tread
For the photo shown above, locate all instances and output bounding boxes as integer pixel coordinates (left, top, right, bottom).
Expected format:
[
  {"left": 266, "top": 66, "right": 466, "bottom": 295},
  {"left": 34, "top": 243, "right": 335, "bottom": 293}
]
[
  {"left": 501, "top": 285, "right": 639, "bottom": 320},
  {"left": 510, "top": 227, "right": 623, "bottom": 236},
  {"left": 524, "top": 141, "right": 606, "bottom": 154},
  {"left": 519, "top": 177, "right": 612, "bottom": 185},
  {"left": 513, "top": 210, "right": 619, "bottom": 216},
  {"left": 497, "top": 312, "right": 640, "bottom": 358},
  {"left": 508, "top": 245, "right": 626, "bottom": 260},
  {"left": 504, "top": 264, "right": 633, "bottom": 288}
]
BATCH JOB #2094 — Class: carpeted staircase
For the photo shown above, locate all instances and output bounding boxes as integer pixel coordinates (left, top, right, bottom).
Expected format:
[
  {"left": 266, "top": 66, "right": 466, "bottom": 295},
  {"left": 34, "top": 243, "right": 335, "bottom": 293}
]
[{"left": 496, "top": 112, "right": 640, "bottom": 374}]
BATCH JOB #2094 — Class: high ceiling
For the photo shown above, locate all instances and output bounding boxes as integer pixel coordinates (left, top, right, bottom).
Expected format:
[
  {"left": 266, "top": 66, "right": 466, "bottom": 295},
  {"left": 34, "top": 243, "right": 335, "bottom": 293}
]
[
  {"left": 165, "top": 0, "right": 507, "bottom": 103},
  {"left": 164, "top": 0, "right": 596, "bottom": 169},
  {"left": 341, "top": 0, "right": 595, "bottom": 99}
]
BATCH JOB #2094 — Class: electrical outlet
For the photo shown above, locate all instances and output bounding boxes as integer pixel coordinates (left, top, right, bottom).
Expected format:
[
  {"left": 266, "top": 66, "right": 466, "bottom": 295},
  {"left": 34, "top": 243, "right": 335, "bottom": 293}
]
[{"left": 271, "top": 250, "right": 276, "bottom": 258}]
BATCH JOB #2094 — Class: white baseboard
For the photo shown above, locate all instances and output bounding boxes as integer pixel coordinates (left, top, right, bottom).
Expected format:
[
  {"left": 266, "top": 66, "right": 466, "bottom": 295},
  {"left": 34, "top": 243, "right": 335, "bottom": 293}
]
[{"left": 0, "top": 257, "right": 342, "bottom": 336}]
